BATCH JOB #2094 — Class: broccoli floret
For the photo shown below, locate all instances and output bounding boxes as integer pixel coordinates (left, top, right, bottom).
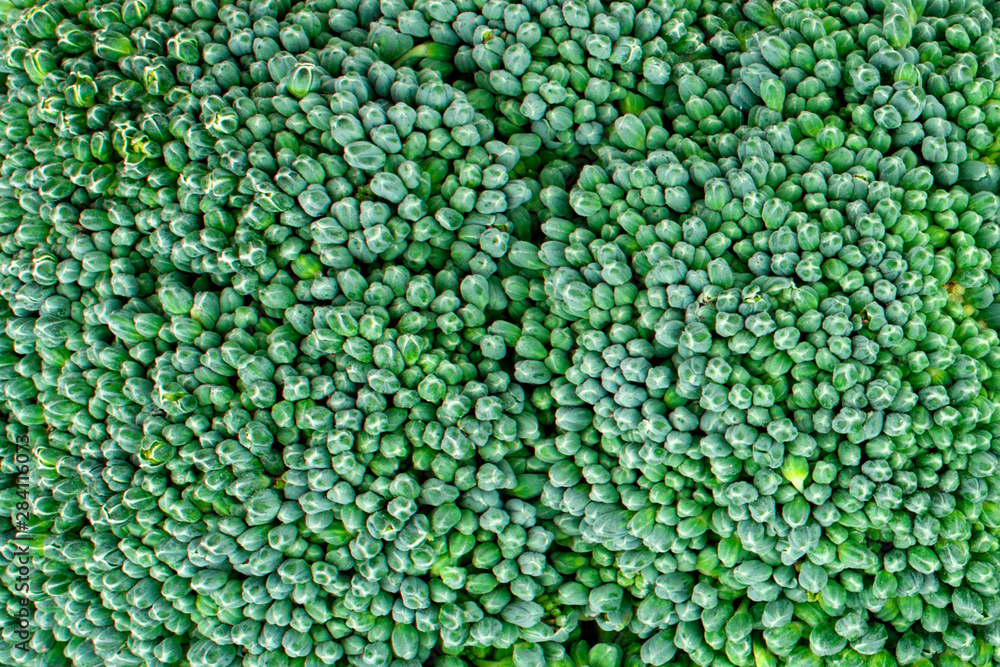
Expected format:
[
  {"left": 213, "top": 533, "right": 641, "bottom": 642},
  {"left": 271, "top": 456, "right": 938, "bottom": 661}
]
[{"left": 3, "top": 0, "right": 1000, "bottom": 666}]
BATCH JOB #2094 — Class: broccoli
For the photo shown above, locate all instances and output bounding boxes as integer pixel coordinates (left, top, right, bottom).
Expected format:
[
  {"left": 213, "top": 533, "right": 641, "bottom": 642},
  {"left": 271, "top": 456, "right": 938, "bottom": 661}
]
[{"left": 1, "top": 0, "right": 1000, "bottom": 666}]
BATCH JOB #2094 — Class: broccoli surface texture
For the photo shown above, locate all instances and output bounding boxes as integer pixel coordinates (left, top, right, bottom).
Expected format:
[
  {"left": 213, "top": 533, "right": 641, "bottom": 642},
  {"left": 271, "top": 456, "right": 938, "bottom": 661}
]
[{"left": 0, "top": 0, "right": 999, "bottom": 666}]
